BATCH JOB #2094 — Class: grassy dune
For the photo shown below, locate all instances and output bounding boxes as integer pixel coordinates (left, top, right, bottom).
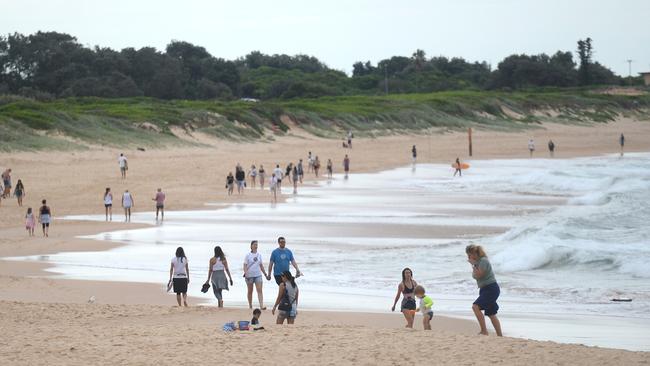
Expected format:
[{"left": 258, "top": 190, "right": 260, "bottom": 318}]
[{"left": 1, "top": 89, "right": 649, "bottom": 151}]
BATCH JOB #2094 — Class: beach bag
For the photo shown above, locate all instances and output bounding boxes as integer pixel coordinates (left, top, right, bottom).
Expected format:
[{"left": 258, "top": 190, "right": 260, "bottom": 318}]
[{"left": 278, "top": 288, "right": 292, "bottom": 311}]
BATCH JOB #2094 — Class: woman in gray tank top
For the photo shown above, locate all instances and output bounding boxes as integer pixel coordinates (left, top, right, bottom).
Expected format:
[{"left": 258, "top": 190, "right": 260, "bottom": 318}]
[
  {"left": 466, "top": 244, "right": 502, "bottom": 336},
  {"left": 272, "top": 271, "right": 299, "bottom": 324}
]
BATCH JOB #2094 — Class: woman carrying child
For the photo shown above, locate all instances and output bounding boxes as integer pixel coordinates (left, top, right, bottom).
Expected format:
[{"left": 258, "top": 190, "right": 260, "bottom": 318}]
[
  {"left": 391, "top": 267, "right": 418, "bottom": 328},
  {"left": 466, "top": 244, "right": 502, "bottom": 336}
]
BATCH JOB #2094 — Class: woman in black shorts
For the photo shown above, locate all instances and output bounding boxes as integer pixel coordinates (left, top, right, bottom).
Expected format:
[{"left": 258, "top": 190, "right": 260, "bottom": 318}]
[
  {"left": 168, "top": 247, "right": 190, "bottom": 307},
  {"left": 38, "top": 199, "right": 52, "bottom": 237},
  {"left": 391, "top": 267, "right": 418, "bottom": 328}
]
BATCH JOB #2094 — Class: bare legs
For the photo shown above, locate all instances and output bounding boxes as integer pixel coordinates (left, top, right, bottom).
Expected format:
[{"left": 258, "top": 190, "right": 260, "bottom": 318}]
[
  {"left": 105, "top": 206, "right": 112, "bottom": 221},
  {"left": 247, "top": 281, "right": 266, "bottom": 309},
  {"left": 176, "top": 292, "right": 188, "bottom": 307},
  {"left": 472, "top": 304, "right": 502, "bottom": 336},
  {"left": 402, "top": 310, "right": 414, "bottom": 328}
]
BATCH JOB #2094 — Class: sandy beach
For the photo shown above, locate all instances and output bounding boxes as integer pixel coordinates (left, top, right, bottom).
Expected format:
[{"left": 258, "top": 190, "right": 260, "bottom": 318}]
[{"left": 1, "top": 119, "right": 650, "bottom": 365}]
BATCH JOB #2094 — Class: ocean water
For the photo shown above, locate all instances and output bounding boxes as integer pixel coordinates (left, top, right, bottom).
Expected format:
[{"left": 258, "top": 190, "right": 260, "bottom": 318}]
[{"left": 7, "top": 153, "right": 650, "bottom": 350}]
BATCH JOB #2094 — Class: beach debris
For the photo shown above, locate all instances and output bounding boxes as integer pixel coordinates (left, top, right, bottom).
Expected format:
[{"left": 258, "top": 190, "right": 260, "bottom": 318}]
[
  {"left": 611, "top": 297, "right": 632, "bottom": 302},
  {"left": 137, "top": 147, "right": 146, "bottom": 152},
  {"left": 88, "top": 296, "right": 96, "bottom": 304}
]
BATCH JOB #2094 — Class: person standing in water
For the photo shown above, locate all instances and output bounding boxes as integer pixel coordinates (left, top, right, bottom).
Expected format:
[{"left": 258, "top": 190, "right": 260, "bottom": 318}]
[
  {"left": 343, "top": 155, "right": 350, "bottom": 178},
  {"left": 466, "top": 244, "right": 502, "bottom": 336},
  {"left": 249, "top": 165, "right": 258, "bottom": 189},
  {"left": 270, "top": 173, "right": 278, "bottom": 203},
  {"left": 313, "top": 156, "right": 321, "bottom": 177},
  {"left": 453, "top": 157, "right": 462, "bottom": 177},
  {"left": 620, "top": 133, "right": 625, "bottom": 156},
  {"left": 412, "top": 145, "right": 417, "bottom": 164},
  {"left": 391, "top": 267, "right": 418, "bottom": 328},
  {"left": 273, "top": 164, "right": 284, "bottom": 192},
  {"left": 243, "top": 240, "right": 270, "bottom": 310},
  {"left": 38, "top": 199, "right": 52, "bottom": 237},
  {"left": 226, "top": 172, "right": 234, "bottom": 196},
  {"left": 236, "top": 166, "right": 246, "bottom": 195},
  {"left": 528, "top": 139, "right": 535, "bottom": 158},
  {"left": 104, "top": 187, "right": 113, "bottom": 221},
  {"left": 548, "top": 140, "right": 555, "bottom": 158},
  {"left": 292, "top": 165, "right": 299, "bottom": 194},
  {"left": 122, "top": 189, "right": 134, "bottom": 222},
  {"left": 169, "top": 246, "right": 189, "bottom": 307},
  {"left": 205, "top": 245, "right": 234, "bottom": 308},
  {"left": 118, "top": 153, "right": 128, "bottom": 180},
  {"left": 153, "top": 188, "right": 165, "bottom": 221},
  {"left": 14, "top": 179, "right": 25, "bottom": 206}
]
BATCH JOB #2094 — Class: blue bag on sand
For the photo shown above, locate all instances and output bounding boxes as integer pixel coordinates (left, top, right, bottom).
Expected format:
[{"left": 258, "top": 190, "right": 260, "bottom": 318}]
[{"left": 223, "top": 322, "right": 235, "bottom": 332}]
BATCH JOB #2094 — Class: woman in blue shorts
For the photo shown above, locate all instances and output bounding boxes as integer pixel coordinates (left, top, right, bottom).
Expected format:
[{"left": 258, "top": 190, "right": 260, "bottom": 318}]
[{"left": 466, "top": 244, "right": 502, "bottom": 336}]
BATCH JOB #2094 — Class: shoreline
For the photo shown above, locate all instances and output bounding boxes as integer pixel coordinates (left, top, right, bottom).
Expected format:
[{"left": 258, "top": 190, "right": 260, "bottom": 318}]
[{"left": 1, "top": 120, "right": 650, "bottom": 362}]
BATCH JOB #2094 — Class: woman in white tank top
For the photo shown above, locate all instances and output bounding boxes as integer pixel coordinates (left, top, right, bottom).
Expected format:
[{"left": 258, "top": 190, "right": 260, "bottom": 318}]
[{"left": 204, "top": 245, "right": 233, "bottom": 308}]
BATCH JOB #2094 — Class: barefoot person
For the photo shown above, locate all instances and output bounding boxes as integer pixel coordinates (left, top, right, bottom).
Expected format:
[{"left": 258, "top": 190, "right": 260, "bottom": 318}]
[
  {"left": 258, "top": 165, "right": 266, "bottom": 189},
  {"left": 272, "top": 271, "right": 299, "bottom": 325},
  {"left": 270, "top": 173, "right": 278, "bottom": 203},
  {"left": 243, "top": 240, "right": 270, "bottom": 310},
  {"left": 25, "top": 207, "right": 35, "bottom": 237},
  {"left": 168, "top": 247, "right": 189, "bottom": 307},
  {"left": 38, "top": 199, "right": 52, "bottom": 237},
  {"left": 466, "top": 244, "right": 502, "bottom": 336},
  {"left": 268, "top": 237, "right": 302, "bottom": 285},
  {"left": 453, "top": 157, "right": 462, "bottom": 177},
  {"left": 412, "top": 145, "right": 417, "bottom": 164},
  {"left": 249, "top": 165, "right": 257, "bottom": 189},
  {"left": 153, "top": 188, "right": 165, "bottom": 221},
  {"left": 548, "top": 139, "right": 556, "bottom": 158},
  {"left": 204, "top": 245, "right": 233, "bottom": 308},
  {"left": 226, "top": 172, "right": 234, "bottom": 196},
  {"left": 391, "top": 268, "right": 417, "bottom": 328},
  {"left": 297, "top": 159, "right": 304, "bottom": 183},
  {"left": 103, "top": 187, "right": 113, "bottom": 221},
  {"left": 326, "top": 159, "right": 333, "bottom": 179},
  {"left": 122, "top": 189, "right": 134, "bottom": 222},
  {"left": 343, "top": 154, "right": 350, "bottom": 178},
  {"left": 118, "top": 153, "right": 128, "bottom": 180},
  {"left": 528, "top": 138, "right": 535, "bottom": 158},
  {"left": 414, "top": 285, "right": 433, "bottom": 330},
  {"left": 14, "top": 179, "right": 25, "bottom": 206},
  {"left": 620, "top": 133, "right": 625, "bottom": 156},
  {"left": 273, "top": 164, "right": 283, "bottom": 192},
  {"left": 292, "top": 165, "right": 299, "bottom": 194},
  {"left": 1, "top": 168, "right": 11, "bottom": 198}
]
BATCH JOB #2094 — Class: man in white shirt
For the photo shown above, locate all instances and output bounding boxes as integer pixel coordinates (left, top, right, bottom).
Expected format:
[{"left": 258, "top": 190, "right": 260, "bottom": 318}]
[
  {"left": 118, "top": 153, "right": 128, "bottom": 179},
  {"left": 273, "top": 164, "right": 284, "bottom": 193}
]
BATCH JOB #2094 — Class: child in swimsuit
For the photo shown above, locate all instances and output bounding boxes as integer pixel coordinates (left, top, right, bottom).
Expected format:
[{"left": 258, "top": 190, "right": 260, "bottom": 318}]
[{"left": 414, "top": 285, "right": 434, "bottom": 330}]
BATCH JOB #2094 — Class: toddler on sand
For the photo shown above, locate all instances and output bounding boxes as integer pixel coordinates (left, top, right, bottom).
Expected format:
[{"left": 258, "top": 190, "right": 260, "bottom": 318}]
[
  {"left": 414, "top": 285, "right": 434, "bottom": 330},
  {"left": 251, "top": 308, "right": 264, "bottom": 330}
]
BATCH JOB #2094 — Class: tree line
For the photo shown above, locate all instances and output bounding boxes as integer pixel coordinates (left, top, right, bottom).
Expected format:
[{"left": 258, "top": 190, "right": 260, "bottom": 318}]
[{"left": 0, "top": 32, "right": 641, "bottom": 101}]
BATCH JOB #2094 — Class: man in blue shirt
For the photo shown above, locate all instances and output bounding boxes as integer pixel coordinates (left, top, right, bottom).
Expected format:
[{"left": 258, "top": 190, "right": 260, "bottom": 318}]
[{"left": 268, "top": 236, "right": 302, "bottom": 285}]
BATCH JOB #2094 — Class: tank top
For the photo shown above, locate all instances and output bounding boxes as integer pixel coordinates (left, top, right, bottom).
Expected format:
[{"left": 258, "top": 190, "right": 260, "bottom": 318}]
[
  {"left": 212, "top": 257, "right": 225, "bottom": 271},
  {"left": 402, "top": 281, "right": 416, "bottom": 297},
  {"left": 285, "top": 282, "right": 298, "bottom": 303},
  {"left": 104, "top": 193, "right": 112, "bottom": 205},
  {"left": 123, "top": 192, "right": 133, "bottom": 207}
]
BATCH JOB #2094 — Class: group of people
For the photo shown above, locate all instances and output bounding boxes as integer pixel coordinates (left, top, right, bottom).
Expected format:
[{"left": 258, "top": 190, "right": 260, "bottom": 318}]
[
  {"left": 224, "top": 152, "right": 352, "bottom": 202},
  {"left": 168, "top": 236, "right": 302, "bottom": 325},
  {"left": 102, "top": 186, "right": 166, "bottom": 222},
  {"left": 527, "top": 134, "right": 626, "bottom": 158},
  {"left": 1, "top": 168, "right": 51, "bottom": 237},
  {"left": 391, "top": 244, "right": 502, "bottom": 335}
]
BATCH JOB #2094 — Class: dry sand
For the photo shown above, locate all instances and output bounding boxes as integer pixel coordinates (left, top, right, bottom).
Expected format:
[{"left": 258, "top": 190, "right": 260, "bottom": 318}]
[{"left": 1, "top": 119, "right": 650, "bottom": 365}]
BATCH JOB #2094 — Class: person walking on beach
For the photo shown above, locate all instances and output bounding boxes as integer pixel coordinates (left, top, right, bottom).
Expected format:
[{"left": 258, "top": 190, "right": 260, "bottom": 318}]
[
  {"left": 528, "top": 139, "right": 535, "bottom": 158},
  {"left": 347, "top": 130, "right": 353, "bottom": 149},
  {"left": 391, "top": 267, "right": 418, "bottom": 328},
  {"left": 122, "top": 189, "right": 134, "bottom": 222},
  {"left": 103, "top": 187, "right": 113, "bottom": 221},
  {"left": 292, "top": 165, "right": 299, "bottom": 194},
  {"left": 244, "top": 240, "right": 270, "bottom": 310},
  {"left": 414, "top": 285, "right": 433, "bottom": 330},
  {"left": 268, "top": 237, "right": 302, "bottom": 285},
  {"left": 273, "top": 165, "right": 284, "bottom": 192},
  {"left": 118, "top": 153, "right": 128, "bottom": 180},
  {"left": 453, "top": 157, "right": 462, "bottom": 177},
  {"left": 297, "top": 159, "right": 304, "bottom": 183},
  {"left": 153, "top": 188, "right": 165, "bottom": 221},
  {"left": 272, "top": 271, "right": 299, "bottom": 324},
  {"left": 412, "top": 145, "right": 417, "bottom": 164},
  {"left": 270, "top": 173, "right": 279, "bottom": 203},
  {"left": 2, "top": 168, "right": 11, "bottom": 198},
  {"left": 548, "top": 140, "right": 555, "bottom": 158},
  {"left": 14, "top": 179, "right": 25, "bottom": 206},
  {"left": 466, "top": 244, "right": 502, "bottom": 336},
  {"left": 343, "top": 155, "right": 350, "bottom": 178},
  {"left": 620, "top": 133, "right": 625, "bottom": 156},
  {"left": 38, "top": 199, "right": 52, "bottom": 237},
  {"left": 326, "top": 159, "right": 333, "bottom": 179},
  {"left": 258, "top": 165, "right": 266, "bottom": 189},
  {"left": 249, "top": 165, "right": 258, "bottom": 189},
  {"left": 168, "top": 247, "right": 189, "bottom": 307},
  {"left": 236, "top": 166, "right": 246, "bottom": 195},
  {"left": 226, "top": 172, "right": 234, "bottom": 196},
  {"left": 204, "top": 245, "right": 233, "bottom": 308},
  {"left": 313, "top": 156, "right": 321, "bottom": 177},
  {"left": 307, "top": 152, "right": 314, "bottom": 173},
  {"left": 25, "top": 207, "right": 35, "bottom": 237},
  {"left": 285, "top": 163, "right": 293, "bottom": 185}
]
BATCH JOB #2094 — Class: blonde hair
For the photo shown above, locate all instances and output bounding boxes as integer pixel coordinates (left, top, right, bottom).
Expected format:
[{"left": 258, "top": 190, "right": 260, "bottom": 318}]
[
  {"left": 465, "top": 244, "right": 487, "bottom": 258},
  {"left": 414, "top": 285, "right": 426, "bottom": 295}
]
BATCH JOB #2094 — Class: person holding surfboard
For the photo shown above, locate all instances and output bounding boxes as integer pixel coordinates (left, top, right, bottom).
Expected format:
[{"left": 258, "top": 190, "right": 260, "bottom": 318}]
[{"left": 453, "top": 158, "right": 462, "bottom": 177}]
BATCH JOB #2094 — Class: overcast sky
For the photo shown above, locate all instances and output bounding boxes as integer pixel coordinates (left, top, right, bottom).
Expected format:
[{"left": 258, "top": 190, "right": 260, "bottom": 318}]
[{"left": 2, "top": 0, "right": 649, "bottom": 76}]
